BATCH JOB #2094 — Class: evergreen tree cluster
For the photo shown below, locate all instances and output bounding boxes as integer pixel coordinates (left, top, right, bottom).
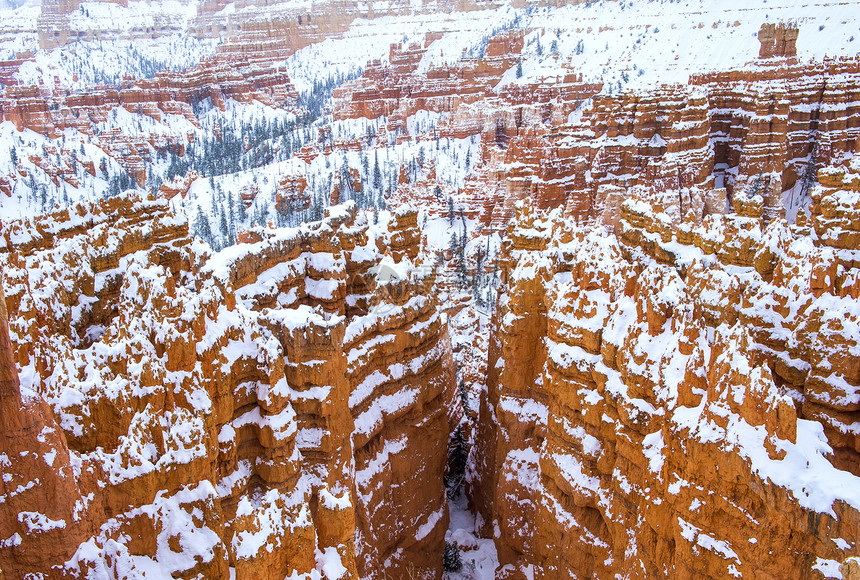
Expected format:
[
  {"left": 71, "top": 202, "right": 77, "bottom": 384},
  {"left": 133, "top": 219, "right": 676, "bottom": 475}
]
[
  {"left": 297, "top": 70, "right": 361, "bottom": 121},
  {"left": 106, "top": 171, "right": 136, "bottom": 198},
  {"left": 444, "top": 425, "right": 469, "bottom": 500},
  {"left": 446, "top": 209, "right": 499, "bottom": 309},
  {"left": 171, "top": 115, "right": 306, "bottom": 180},
  {"left": 471, "top": 237, "right": 499, "bottom": 311}
]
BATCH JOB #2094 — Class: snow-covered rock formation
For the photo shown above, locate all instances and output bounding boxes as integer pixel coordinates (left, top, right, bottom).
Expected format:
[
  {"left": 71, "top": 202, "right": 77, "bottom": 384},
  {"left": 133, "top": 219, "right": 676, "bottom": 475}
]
[
  {"left": 469, "top": 172, "right": 860, "bottom": 578},
  {"left": 0, "top": 194, "right": 457, "bottom": 579},
  {"left": 0, "top": 0, "right": 859, "bottom": 578}
]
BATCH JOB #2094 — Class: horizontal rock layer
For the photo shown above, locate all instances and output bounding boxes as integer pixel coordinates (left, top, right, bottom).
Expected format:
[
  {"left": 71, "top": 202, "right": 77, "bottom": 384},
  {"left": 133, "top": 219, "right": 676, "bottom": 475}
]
[
  {"left": 331, "top": 31, "right": 860, "bottom": 232},
  {"left": 470, "top": 175, "right": 860, "bottom": 578},
  {"left": 0, "top": 194, "right": 456, "bottom": 579}
]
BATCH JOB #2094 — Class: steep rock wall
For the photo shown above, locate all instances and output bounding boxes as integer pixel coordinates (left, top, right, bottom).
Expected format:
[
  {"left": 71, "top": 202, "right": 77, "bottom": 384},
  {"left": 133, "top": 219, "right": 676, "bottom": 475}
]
[
  {"left": 0, "top": 194, "right": 456, "bottom": 579},
  {"left": 470, "top": 186, "right": 860, "bottom": 578}
]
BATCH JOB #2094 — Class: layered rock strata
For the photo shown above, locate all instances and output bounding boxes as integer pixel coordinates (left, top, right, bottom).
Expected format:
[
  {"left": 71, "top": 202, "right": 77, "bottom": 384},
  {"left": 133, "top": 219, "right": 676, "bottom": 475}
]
[
  {"left": 460, "top": 55, "right": 860, "bottom": 229},
  {"left": 0, "top": 193, "right": 456, "bottom": 579},
  {"left": 0, "top": 58, "right": 297, "bottom": 188},
  {"left": 331, "top": 26, "right": 860, "bottom": 232},
  {"left": 470, "top": 180, "right": 860, "bottom": 578}
]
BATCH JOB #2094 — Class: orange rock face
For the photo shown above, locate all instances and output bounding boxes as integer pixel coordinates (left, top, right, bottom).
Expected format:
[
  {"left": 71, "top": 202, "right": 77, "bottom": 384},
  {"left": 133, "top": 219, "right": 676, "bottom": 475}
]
[
  {"left": 758, "top": 22, "right": 799, "bottom": 59},
  {"left": 0, "top": 195, "right": 456, "bottom": 579},
  {"left": 3, "top": 4, "right": 860, "bottom": 579},
  {"left": 470, "top": 197, "right": 860, "bottom": 579}
]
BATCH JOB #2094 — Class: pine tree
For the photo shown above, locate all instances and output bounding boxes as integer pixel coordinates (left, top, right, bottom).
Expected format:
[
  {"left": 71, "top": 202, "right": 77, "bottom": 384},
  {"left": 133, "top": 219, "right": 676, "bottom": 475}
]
[
  {"left": 210, "top": 188, "right": 219, "bottom": 218},
  {"left": 489, "top": 259, "right": 499, "bottom": 310},
  {"left": 237, "top": 194, "right": 247, "bottom": 224},
  {"left": 751, "top": 173, "right": 764, "bottom": 198},
  {"left": 456, "top": 237, "right": 468, "bottom": 289},
  {"left": 800, "top": 137, "right": 819, "bottom": 201},
  {"left": 444, "top": 425, "right": 469, "bottom": 499},
  {"left": 373, "top": 151, "right": 382, "bottom": 193},
  {"left": 227, "top": 190, "right": 236, "bottom": 234},
  {"left": 448, "top": 196, "right": 455, "bottom": 224},
  {"left": 516, "top": 59, "right": 523, "bottom": 78},
  {"left": 219, "top": 206, "right": 229, "bottom": 245},
  {"left": 459, "top": 380, "right": 470, "bottom": 413},
  {"left": 194, "top": 209, "right": 213, "bottom": 246},
  {"left": 443, "top": 543, "right": 462, "bottom": 573}
]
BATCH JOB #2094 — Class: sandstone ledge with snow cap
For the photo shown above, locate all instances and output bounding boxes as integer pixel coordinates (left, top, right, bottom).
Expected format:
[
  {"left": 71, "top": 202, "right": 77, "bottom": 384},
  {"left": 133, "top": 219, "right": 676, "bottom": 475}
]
[
  {"left": 470, "top": 198, "right": 860, "bottom": 579},
  {"left": 0, "top": 193, "right": 456, "bottom": 579}
]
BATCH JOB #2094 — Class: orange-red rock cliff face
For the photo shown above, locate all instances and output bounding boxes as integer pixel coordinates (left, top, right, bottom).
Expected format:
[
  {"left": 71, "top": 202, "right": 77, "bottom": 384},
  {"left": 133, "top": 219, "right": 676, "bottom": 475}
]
[
  {"left": 455, "top": 55, "right": 860, "bottom": 230},
  {"left": 469, "top": 161, "right": 860, "bottom": 578},
  {"left": 0, "top": 194, "right": 456, "bottom": 579},
  {"left": 331, "top": 29, "right": 860, "bottom": 232}
]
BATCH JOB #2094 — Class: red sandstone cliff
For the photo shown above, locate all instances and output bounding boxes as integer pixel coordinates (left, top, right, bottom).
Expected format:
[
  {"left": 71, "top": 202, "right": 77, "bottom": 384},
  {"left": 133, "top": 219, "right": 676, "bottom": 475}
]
[
  {"left": 1, "top": 5, "right": 859, "bottom": 579},
  {"left": 0, "top": 194, "right": 456, "bottom": 579},
  {"left": 468, "top": 173, "right": 860, "bottom": 577}
]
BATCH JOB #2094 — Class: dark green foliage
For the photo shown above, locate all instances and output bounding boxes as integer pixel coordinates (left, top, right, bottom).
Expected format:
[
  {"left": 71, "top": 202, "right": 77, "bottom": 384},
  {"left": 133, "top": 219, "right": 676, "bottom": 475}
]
[
  {"left": 458, "top": 381, "right": 470, "bottom": 414},
  {"left": 800, "top": 138, "right": 819, "bottom": 199},
  {"left": 443, "top": 543, "right": 462, "bottom": 573},
  {"left": 373, "top": 152, "right": 382, "bottom": 192},
  {"left": 444, "top": 425, "right": 469, "bottom": 499},
  {"left": 106, "top": 171, "right": 135, "bottom": 198},
  {"left": 193, "top": 208, "right": 213, "bottom": 247}
]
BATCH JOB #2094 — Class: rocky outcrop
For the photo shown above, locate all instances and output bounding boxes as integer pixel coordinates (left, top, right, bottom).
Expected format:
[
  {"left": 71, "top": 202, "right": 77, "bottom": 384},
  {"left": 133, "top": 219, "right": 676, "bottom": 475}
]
[
  {"left": 0, "top": 57, "right": 297, "bottom": 136},
  {"left": 332, "top": 31, "right": 534, "bottom": 125},
  {"left": 466, "top": 53, "right": 860, "bottom": 230},
  {"left": 0, "top": 194, "right": 456, "bottom": 579},
  {"left": 758, "top": 22, "right": 799, "bottom": 59},
  {"left": 330, "top": 25, "right": 860, "bottom": 232},
  {"left": 3, "top": 4, "right": 860, "bottom": 579},
  {"left": 0, "top": 58, "right": 297, "bottom": 185},
  {"left": 34, "top": 0, "right": 510, "bottom": 53},
  {"left": 470, "top": 193, "right": 860, "bottom": 578}
]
